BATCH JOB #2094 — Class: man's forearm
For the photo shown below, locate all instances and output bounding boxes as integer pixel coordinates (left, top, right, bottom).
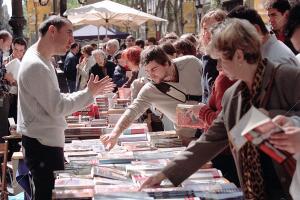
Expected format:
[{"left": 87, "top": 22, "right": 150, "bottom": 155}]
[{"left": 112, "top": 108, "right": 140, "bottom": 136}]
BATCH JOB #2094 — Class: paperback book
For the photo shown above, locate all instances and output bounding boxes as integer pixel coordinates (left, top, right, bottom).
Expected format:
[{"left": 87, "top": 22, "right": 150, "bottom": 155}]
[
  {"left": 230, "top": 106, "right": 289, "bottom": 164},
  {"left": 176, "top": 104, "right": 204, "bottom": 128}
]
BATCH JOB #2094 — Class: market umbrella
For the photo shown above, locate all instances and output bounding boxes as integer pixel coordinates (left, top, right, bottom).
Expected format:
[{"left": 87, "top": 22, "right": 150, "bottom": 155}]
[
  {"left": 73, "top": 25, "right": 129, "bottom": 40},
  {"left": 64, "top": 0, "right": 167, "bottom": 37}
]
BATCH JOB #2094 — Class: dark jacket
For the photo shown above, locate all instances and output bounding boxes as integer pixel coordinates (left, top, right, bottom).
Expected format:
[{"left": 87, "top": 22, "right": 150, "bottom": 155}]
[
  {"left": 201, "top": 55, "right": 219, "bottom": 104},
  {"left": 113, "top": 65, "right": 127, "bottom": 88},
  {"left": 89, "top": 63, "right": 105, "bottom": 80},
  {"left": 64, "top": 51, "right": 79, "bottom": 81}
]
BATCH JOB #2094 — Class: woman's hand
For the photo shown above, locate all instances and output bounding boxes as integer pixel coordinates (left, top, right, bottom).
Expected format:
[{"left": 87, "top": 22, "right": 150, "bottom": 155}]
[
  {"left": 272, "top": 115, "right": 295, "bottom": 127},
  {"left": 270, "top": 126, "right": 300, "bottom": 154},
  {"left": 139, "top": 172, "right": 166, "bottom": 191}
]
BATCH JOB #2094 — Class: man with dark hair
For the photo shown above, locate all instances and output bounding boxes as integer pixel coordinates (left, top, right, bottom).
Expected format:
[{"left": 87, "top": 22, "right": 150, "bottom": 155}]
[
  {"left": 101, "top": 46, "right": 203, "bottom": 150},
  {"left": 228, "top": 5, "right": 299, "bottom": 67},
  {"left": 5, "top": 37, "right": 27, "bottom": 62},
  {"left": 3, "top": 37, "right": 27, "bottom": 124},
  {"left": 264, "top": 0, "right": 298, "bottom": 54},
  {"left": 18, "top": 16, "right": 114, "bottom": 199},
  {"left": 0, "top": 30, "right": 13, "bottom": 143},
  {"left": 135, "top": 39, "right": 145, "bottom": 49},
  {"left": 64, "top": 42, "right": 79, "bottom": 92}
]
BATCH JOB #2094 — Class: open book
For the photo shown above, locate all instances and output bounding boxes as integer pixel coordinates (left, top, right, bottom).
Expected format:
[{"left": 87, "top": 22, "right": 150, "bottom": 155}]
[
  {"left": 230, "top": 106, "right": 288, "bottom": 164},
  {"left": 5, "top": 58, "right": 21, "bottom": 80}
]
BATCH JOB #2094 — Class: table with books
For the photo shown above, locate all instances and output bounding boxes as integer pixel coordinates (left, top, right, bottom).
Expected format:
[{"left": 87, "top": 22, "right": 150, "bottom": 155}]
[{"left": 52, "top": 130, "right": 243, "bottom": 200}]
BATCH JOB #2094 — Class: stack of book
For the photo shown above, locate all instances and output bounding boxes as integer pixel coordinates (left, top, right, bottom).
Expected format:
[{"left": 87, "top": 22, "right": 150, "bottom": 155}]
[
  {"left": 95, "top": 95, "right": 109, "bottom": 125},
  {"left": 90, "top": 118, "right": 107, "bottom": 127},
  {"left": 114, "top": 98, "right": 131, "bottom": 109},
  {"left": 65, "top": 115, "right": 90, "bottom": 124},
  {"left": 133, "top": 147, "right": 186, "bottom": 160},
  {"left": 64, "top": 127, "right": 104, "bottom": 138},
  {"left": 123, "top": 123, "right": 148, "bottom": 135},
  {"left": 147, "top": 130, "right": 183, "bottom": 148}
]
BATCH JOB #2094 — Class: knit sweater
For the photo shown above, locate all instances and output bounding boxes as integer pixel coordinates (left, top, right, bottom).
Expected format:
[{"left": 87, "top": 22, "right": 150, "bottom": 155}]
[
  {"left": 198, "top": 72, "right": 235, "bottom": 131},
  {"left": 17, "top": 46, "right": 94, "bottom": 147}
]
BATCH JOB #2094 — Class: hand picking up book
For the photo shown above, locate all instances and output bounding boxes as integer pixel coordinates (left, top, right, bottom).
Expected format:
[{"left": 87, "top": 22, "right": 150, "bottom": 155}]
[{"left": 230, "top": 106, "right": 296, "bottom": 164}]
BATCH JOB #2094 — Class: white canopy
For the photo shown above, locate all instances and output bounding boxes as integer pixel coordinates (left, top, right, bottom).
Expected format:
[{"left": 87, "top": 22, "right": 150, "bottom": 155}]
[{"left": 64, "top": 0, "right": 167, "bottom": 28}]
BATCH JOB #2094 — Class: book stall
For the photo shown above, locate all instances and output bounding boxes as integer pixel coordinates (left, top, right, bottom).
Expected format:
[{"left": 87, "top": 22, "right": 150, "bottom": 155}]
[
  {"left": 49, "top": 93, "right": 243, "bottom": 200},
  {"left": 52, "top": 135, "right": 243, "bottom": 200}
]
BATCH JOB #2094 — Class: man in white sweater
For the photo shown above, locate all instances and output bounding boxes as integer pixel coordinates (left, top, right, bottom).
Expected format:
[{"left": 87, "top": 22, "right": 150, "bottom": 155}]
[
  {"left": 17, "top": 16, "right": 114, "bottom": 200},
  {"left": 101, "top": 46, "right": 203, "bottom": 150}
]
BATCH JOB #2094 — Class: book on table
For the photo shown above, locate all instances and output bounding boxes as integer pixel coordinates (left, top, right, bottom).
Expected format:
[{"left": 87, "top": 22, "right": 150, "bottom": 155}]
[
  {"left": 176, "top": 104, "right": 204, "bottom": 128},
  {"left": 91, "top": 166, "right": 129, "bottom": 181},
  {"left": 230, "top": 106, "right": 289, "bottom": 164},
  {"left": 54, "top": 177, "right": 95, "bottom": 190}
]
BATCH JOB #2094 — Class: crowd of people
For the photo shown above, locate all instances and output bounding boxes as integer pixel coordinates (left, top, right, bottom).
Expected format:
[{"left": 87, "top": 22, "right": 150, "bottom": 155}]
[{"left": 0, "top": 0, "right": 300, "bottom": 199}]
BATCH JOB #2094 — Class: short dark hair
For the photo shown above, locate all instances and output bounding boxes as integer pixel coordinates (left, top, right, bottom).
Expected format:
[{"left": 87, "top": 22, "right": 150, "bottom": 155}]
[
  {"left": 135, "top": 39, "right": 145, "bottom": 49},
  {"left": 70, "top": 42, "right": 79, "bottom": 49},
  {"left": 159, "top": 42, "right": 176, "bottom": 56},
  {"left": 113, "top": 50, "right": 123, "bottom": 64},
  {"left": 38, "top": 15, "right": 71, "bottom": 37},
  {"left": 13, "top": 37, "right": 27, "bottom": 49},
  {"left": 173, "top": 39, "right": 197, "bottom": 56},
  {"left": 0, "top": 30, "right": 12, "bottom": 41},
  {"left": 227, "top": 5, "right": 269, "bottom": 34},
  {"left": 147, "top": 37, "right": 157, "bottom": 45},
  {"left": 264, "top": 0, "right": 291, "bottom": 14},
  {"left": 285, "top": 3, "right": 300, "bottom": 38},
  {"left": 141, "top": 46, "right": 171, "bottom": 67}
]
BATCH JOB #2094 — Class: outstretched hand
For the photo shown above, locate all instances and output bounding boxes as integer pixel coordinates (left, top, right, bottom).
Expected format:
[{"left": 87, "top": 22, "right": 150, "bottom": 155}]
[
  {"left": 87, "top": 75, "right": 115, "bottom": 97},
  {"left": 139, "top": 172, "right": 166, "bottom": 191},
  {"left": 100, "top": 133, "right": 118, "bottom": 151}
]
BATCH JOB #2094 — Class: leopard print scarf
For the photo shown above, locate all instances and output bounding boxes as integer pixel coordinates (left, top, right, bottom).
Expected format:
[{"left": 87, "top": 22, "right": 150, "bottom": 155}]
[{"left": 239, "top": 61, "right": 266, "bottom": 200}]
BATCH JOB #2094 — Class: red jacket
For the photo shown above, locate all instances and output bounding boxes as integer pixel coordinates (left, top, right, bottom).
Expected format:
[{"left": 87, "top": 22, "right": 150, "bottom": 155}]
[{"left": 199, "top": 72, "right": 235, "bottom": 131}]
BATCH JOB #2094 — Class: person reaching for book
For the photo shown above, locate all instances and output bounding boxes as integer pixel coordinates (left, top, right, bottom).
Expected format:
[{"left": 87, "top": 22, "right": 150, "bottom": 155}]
[
  {"left": 140, "top": 18, "right": 300, "bottom": 200},
  {"left": 101, "top": 46, "right": 203, "bottom": 150}
]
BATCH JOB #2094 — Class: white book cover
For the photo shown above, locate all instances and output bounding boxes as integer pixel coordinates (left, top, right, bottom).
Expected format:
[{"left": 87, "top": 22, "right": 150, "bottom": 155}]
[{"left": 5, "top": 58, "right": 21, "bottom": 80}]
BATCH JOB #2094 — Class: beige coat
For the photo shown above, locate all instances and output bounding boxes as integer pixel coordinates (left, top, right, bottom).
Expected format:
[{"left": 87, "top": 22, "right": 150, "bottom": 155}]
[{"left": 162, "top": 60, "right": 300, "bottom": 199}]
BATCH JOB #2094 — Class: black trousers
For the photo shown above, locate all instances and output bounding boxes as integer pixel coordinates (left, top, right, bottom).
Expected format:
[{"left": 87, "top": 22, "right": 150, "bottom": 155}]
[
  {"left": 22, "top": 135, "right": 64, "bottom": 200},
  {"left": 0, "top": 94, "right": 10, "bottom": 143}
]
